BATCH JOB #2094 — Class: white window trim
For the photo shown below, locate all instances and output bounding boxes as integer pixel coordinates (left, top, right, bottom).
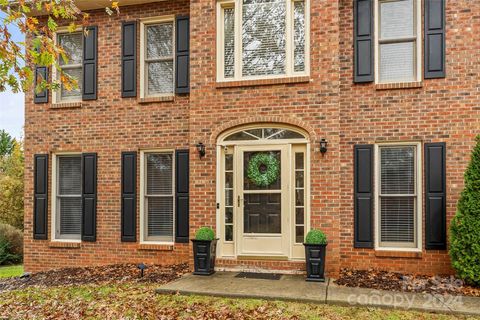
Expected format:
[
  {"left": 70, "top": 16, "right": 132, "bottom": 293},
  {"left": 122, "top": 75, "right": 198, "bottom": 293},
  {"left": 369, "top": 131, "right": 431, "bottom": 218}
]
[
  {"left": 139, "top": 16, "right": 176, "bottom": 99},
  {"left": 51, "top": 152, "right": 82, "bottom": 243},
  {"left": 52, "top": 27, "right": 84, "bottom": 104},
  {"left": 216, "top": 0, "right": 310, "bottom": 82},
  {"left": 139, "top": 149, "right": 176, "bottom": 245},
  {"left": 374, "top": 0, "right": 422, "bottom": 84},
  {"left": 374, "top": 142, "right": 423, "bottom": 252}
]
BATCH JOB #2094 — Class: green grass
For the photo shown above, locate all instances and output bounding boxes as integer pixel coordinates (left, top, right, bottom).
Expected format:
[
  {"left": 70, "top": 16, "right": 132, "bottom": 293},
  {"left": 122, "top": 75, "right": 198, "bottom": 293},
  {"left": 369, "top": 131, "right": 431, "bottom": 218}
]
[
  {"left": 0, "top": 265, "right": 23, "bottom": 278},
  {"left": 0, "top": 283, "right": 477, "bottom": 319}
]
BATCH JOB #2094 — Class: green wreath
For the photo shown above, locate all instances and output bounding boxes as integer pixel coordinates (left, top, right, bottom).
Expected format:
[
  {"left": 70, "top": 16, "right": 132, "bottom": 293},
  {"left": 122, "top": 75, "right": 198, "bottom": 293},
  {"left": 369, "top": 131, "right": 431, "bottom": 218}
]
[{"left": 247, "top": 153, "right": 280, "bottom": 187}]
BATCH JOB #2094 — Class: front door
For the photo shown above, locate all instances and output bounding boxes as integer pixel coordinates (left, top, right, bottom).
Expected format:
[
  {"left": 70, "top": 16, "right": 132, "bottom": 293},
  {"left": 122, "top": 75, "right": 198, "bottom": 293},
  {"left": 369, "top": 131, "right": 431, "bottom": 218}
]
[{"left": 236, "top": 145, "right": 290, "bottom": 257}]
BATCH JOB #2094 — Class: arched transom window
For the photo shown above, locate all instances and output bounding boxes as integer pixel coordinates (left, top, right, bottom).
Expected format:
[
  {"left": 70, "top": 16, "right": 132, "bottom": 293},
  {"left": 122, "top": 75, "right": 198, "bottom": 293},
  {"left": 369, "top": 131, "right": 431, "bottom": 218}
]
[{"left": 223, "top": 127, "right": 307, "bottom": 142}]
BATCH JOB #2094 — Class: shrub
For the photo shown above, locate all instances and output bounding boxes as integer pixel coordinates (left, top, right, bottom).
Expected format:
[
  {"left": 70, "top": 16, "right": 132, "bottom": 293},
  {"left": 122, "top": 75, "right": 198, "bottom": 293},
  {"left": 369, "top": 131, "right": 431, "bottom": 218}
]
[
  {"left": 0, "top": 223, "right": 23, "bottom": 257},
  {"left": 0, "top": 237, "right": 21, "bottom": 265},
  {"left": 305, "top": 229, "right": 327, "bottom": 245},
  {"left": 449, "top": 136, "right": 480, "bottom": 286},
  {"left": 195, "top": 227, "right": 215, "bottom": 241}
]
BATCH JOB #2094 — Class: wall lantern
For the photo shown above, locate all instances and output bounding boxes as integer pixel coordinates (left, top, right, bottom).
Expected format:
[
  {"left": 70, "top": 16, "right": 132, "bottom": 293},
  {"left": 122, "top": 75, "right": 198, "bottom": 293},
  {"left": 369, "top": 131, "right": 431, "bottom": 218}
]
[
  {"left": 196, "top": 142, "right": 206, "bottom": 158},
  {"left": 320, "top": 139, "right": 328, "bottom": 154}
]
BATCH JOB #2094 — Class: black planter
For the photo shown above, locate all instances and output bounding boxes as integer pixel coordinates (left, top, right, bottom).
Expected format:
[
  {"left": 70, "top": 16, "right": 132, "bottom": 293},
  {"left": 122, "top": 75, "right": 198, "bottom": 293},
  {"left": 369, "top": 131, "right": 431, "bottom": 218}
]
[
  {"left": 303, "top": 243, "right": 327, "bottom": 282},
  {"left": 191, "top": 239, "right": 218, "bottom": 275}
]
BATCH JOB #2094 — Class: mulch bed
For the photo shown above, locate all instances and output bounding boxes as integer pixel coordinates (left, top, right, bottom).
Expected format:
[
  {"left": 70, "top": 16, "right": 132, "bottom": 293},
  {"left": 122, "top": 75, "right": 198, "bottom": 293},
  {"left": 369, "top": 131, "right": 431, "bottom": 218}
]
[
  {"left": 335, "top": 268, "right": 480, "bottom": 297},
  {"left": 0, "top": 263, "right": 188, "bottom": 292}
]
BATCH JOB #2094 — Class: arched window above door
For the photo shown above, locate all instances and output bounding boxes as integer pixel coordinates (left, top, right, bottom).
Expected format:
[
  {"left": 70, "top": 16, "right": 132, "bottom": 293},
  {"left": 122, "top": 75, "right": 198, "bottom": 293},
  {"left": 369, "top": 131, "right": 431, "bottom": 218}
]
[{"left": 222, "top": 126, "right": 307, "bottom": 143}]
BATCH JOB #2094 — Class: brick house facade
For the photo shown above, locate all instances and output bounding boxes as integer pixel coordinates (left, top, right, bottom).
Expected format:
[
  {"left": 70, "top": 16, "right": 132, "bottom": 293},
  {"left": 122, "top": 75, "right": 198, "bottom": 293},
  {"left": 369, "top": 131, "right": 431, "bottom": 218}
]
[{"left": 24, "top": 0, "right": 479, "bottom": 277}]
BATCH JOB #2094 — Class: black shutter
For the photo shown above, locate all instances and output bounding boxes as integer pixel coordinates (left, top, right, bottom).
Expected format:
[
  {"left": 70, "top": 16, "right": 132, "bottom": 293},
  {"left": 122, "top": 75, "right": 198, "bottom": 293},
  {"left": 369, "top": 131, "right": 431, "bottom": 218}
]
[
  {"left": 34, "top": 154, "right": 48, "bottom": 240},
  {"left": 425, "top": 143, "right": 447, "bottom": 250},
  {"left": 83, "top": 26, "right": 98, "bottom": 100},
  {"left": 34, "top": 67, "right": 48, "bottom": 104},
  {"left": 121, "top": 21, "right": 137, "bottom": 98},
  {"left": 82, "top": 153, "right": 97, "bottom": 242},
  {"left": 354, "top": 0, "right": 374, "bottom": 83},
  {"left": 424, "top": 0, "right": 446, "bottom": 79},
  {"left": 175, "top": 149, "right": 189, "bottom": 243},
  {"left": 175, "top": 16, "right": 190, "bottom": 94},
  {"left": 354, "top": 145, "right": 374, "bottom": 248},
  {"left": 121, "top": 152, "right": 137, "bottom": 242}
]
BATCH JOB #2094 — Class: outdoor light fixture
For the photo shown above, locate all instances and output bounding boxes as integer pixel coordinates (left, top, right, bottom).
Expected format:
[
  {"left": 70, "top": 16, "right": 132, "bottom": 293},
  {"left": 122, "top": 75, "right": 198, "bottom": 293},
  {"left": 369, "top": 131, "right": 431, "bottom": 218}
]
[
  {"left": 196, "top": 142, "right": 206, "bottom": 158},
  {"left": 137, "top": 263, "right": 148, "bottom": 278},
  {"left": 320, "top": 139, "right": 328, "bottom": 154}
]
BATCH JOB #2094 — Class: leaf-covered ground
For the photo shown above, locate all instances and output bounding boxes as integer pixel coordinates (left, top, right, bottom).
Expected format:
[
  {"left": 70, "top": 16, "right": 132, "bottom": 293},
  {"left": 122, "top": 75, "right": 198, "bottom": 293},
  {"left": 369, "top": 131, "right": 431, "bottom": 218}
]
[
  {"left": 336, "top": 269, "right": 480, "bottom": 297},
  {"left": 0, "top": 283, "right": 477, "bottom": 320},
  {"left": 0, "top": 264, "right": 477, "bottom": 319}
]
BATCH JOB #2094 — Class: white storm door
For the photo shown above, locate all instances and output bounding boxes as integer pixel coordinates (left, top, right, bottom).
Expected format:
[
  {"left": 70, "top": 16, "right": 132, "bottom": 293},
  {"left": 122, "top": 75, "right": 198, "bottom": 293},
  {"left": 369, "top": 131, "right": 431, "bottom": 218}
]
[{"left": 235, "top": 145, "right": 290, "bottom": 257}]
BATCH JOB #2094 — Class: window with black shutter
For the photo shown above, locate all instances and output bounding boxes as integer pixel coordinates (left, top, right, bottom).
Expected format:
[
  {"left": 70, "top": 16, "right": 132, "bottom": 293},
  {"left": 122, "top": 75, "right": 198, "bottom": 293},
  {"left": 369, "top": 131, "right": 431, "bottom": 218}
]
[
  {"left": 141, "top": 151, "right": 175, "bottom": 242},
  {"left": 52, "top": 27, "right": 98, "bottom": 103},
  {"left": 375, "top": 143, "right": 422, "bottom": 249},
  {"left": 52, "top": 153, "right": 97, "bottom": 242},
  {"left": 55, "top": 155, "right": 83, "bottom": 240},
  {"left": 140, "top": 19, "right": 175, "bottom": 98}
]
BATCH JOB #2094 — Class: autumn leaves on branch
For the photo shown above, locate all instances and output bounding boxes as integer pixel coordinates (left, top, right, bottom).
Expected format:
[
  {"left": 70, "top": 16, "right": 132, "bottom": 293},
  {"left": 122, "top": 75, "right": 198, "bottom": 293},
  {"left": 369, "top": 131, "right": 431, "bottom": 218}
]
[{"left": 0, "top": 0, "right": 119, "bottom": 94}]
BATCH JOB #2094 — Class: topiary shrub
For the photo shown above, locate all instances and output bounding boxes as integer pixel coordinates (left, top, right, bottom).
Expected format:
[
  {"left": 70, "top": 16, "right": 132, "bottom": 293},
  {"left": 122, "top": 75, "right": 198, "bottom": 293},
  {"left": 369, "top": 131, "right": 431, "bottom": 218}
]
[
  {"left": 449, "top": 136, "right": 480, "bottom": 286},
  {"left": 0, "top": 223, "right": 23, "bottom": 256},
  {"left": 195, "top": 227, "right": 215, "bottom": 241},
  {"left": 305, "top": 229, "right": 327, "bottom": 245}
]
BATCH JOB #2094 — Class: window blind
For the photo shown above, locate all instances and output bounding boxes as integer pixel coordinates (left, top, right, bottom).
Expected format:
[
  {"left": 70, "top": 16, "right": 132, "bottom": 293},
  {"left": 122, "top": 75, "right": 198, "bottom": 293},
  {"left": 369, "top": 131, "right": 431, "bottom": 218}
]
[
  {"left": 379, "top": 146, "right": 416, "bottom": 244},
  {"left": 380, "top": 0, "right": 413, "bottom": 39},
  {"left": 242, "top": 0, "right": 286, "bottom": 76},
  {"left": 378, "top": 0, "right": 416, "bottom": 83},
  {"left": 145, "top": 153, "right": 174, "bottom": 241},
  {"left": 224, "top": 8, "right": 235, "bottom": 78},
  {"left": 57, "top": 156, "right": 82, "bottom": 238},
  {"left": 379, "top": 42, "right": 415, "bottom": 83},
  {"left": 293, "top": 1, "right": 305, "bottom": 72},
  {"left": 146, "top": 23, "right": 174, "bottom": 95}
]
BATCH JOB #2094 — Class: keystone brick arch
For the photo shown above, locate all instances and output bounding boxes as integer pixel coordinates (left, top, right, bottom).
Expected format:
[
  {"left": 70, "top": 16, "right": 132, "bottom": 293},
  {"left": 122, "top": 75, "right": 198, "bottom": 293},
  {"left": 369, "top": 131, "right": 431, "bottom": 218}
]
[{"left": 210, "top": 116, "right": 318, "bottom": 145}]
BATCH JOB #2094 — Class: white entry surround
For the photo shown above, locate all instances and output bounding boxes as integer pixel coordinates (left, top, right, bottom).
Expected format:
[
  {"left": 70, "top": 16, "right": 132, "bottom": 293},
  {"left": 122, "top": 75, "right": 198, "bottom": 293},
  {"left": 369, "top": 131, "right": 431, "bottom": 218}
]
[{"left": 216, "top": 124, "right": 311, "bottom": 260}]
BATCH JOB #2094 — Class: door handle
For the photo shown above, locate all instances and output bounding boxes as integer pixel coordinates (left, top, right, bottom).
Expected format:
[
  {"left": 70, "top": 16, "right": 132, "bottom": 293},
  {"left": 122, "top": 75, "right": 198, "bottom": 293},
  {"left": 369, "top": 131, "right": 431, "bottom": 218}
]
[{"left": 237, "top": 195, "right": 243, "bottom": 207}]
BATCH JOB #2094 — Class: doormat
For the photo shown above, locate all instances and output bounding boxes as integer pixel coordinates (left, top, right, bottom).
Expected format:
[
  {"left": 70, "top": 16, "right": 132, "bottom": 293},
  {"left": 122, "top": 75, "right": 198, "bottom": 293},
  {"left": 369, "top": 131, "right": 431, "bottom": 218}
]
[{"left": 235, "top": 272, "right": 282, "bottom": 280}]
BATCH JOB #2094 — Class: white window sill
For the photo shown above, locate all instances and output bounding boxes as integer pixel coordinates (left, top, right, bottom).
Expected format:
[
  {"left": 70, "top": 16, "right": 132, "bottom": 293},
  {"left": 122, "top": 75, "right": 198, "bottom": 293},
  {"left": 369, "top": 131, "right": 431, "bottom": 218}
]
[{"left": 51, "top": 239, "right": 81, "bottom": 243}]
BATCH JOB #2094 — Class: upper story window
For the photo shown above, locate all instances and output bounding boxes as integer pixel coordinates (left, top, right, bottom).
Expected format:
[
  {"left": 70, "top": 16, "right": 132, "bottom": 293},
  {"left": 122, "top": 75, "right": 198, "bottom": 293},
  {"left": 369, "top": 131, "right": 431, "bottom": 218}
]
[
  {"left": 217, "top": 0, "right": 309, "bottom": 82},
  {"left": 57, "top": 32, "right": 83, "bottom": 102},
  {"left": 375, "top": 0, "right": 421, "bottom": 83},
  {"left": 140, "top": 18, "right": 175, "bottom": 98}
]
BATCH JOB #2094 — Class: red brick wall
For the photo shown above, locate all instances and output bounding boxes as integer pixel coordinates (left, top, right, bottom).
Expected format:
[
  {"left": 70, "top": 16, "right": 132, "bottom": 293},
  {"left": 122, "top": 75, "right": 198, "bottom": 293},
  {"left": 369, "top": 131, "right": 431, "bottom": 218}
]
[
  {"left": 337, "top": 0, "right": 480, "bottom": 275},
  {"left": 24, "top": 0, "right": 480, "bottom": 276},
  {"left": 24, "top": 1, "right": 191, "bottom": 272}
]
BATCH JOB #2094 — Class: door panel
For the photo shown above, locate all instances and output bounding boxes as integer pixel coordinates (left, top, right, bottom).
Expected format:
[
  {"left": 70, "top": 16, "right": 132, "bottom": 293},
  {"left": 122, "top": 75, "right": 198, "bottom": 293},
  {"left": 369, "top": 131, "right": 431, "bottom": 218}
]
[
  {"left": 236, "top": 145, "right": 289, "bottom": 257},
  {"left": 244, "top": 193, "right": 281, "bottom": 233}
]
